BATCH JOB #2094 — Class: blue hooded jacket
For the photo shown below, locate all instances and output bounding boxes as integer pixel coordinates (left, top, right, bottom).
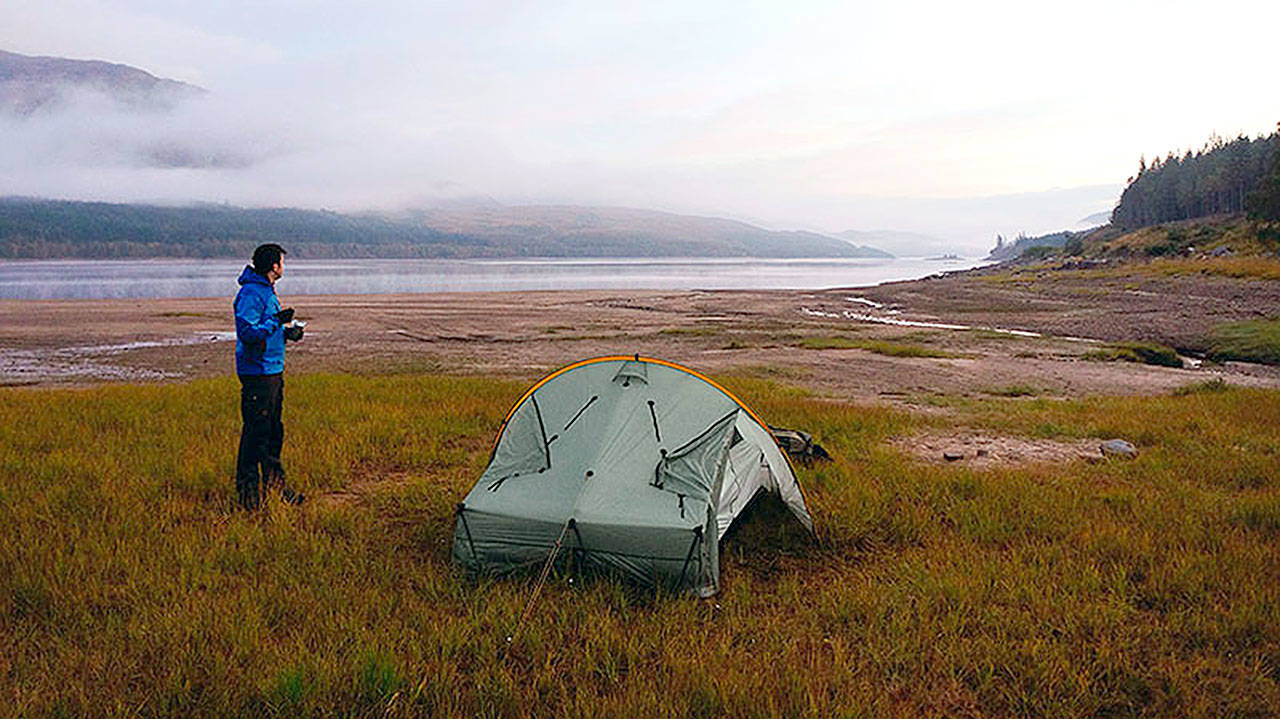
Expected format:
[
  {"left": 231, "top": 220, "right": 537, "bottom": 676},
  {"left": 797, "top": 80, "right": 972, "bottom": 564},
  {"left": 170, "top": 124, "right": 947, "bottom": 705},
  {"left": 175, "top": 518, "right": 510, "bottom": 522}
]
[{"left": 234, "top": 266, "right": 284, "bottom": 375}]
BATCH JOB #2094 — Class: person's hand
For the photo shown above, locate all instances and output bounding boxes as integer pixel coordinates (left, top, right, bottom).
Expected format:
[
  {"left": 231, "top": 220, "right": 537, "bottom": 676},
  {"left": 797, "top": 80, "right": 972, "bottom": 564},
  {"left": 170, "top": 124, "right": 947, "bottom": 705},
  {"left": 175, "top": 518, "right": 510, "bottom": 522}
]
[
  {"left": 275, "top": 307, "right": 295, "bottom": 324},
  {"left": 284, "top": 325, "right": 304, "bottom": 342}
]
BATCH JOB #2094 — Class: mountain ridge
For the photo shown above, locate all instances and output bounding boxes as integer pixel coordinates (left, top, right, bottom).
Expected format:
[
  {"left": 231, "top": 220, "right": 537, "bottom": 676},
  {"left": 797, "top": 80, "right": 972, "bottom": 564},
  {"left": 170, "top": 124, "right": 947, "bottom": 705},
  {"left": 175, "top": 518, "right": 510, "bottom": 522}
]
[
  {"left": 0, "top": 49, "right": 203, "bottom": 115},
  {"left": 0, "top": 197, "right": 891, "bottom": 260}
]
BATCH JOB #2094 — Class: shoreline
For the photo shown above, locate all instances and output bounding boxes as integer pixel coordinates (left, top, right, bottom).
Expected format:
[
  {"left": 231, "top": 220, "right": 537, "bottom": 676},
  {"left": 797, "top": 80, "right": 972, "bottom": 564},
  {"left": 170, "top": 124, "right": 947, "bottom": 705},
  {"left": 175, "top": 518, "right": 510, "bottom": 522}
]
[{"left": 3, "top": 261, "right": 1278, "bottom": 398}]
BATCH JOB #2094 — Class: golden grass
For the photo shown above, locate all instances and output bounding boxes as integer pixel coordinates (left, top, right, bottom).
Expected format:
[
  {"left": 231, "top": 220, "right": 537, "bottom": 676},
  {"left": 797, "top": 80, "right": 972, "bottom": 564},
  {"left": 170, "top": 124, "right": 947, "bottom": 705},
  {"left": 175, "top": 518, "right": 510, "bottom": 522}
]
[
  {"left": 2, "top": 374, "right": 1279, "bottom": 717},
  {"left": 1142, "top": 256, "right": 1280, "bottom": 281}
]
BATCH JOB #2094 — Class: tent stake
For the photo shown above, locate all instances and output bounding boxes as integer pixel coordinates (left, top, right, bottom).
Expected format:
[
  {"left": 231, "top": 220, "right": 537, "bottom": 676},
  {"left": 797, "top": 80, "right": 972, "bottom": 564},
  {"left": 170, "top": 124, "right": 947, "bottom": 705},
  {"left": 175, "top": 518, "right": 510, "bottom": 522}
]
[
  {"left": 675, "top": 526, "right": 703, "bottom": 591},
  {"left": 507, "top": 470, "right": 593, "bottom": 649},
  {"left": 507, "top": 517, "right": 572, "bottom": 647}
]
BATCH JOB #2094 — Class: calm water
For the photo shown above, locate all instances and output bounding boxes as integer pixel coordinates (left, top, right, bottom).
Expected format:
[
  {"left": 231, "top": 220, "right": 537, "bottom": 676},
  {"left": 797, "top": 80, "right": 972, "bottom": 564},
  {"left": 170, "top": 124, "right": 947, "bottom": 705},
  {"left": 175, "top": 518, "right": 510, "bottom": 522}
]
[{"left": 0, "top": 257, "right": 988, "bottom": 300}]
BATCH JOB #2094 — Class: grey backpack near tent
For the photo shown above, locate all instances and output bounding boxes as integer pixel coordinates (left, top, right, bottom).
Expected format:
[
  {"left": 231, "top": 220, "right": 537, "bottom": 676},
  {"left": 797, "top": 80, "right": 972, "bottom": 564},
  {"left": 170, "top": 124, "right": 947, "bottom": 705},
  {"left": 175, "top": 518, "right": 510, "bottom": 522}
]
[{"left": 452, "top": 356, "right": 814, "bottom": 597}]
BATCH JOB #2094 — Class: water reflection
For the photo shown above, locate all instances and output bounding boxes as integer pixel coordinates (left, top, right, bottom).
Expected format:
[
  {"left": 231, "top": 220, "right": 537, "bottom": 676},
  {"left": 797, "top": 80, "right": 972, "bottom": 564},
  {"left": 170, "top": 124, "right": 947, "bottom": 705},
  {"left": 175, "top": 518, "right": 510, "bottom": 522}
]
[{"left": 0, "top": 257, "right": 988, "bottom": 300}]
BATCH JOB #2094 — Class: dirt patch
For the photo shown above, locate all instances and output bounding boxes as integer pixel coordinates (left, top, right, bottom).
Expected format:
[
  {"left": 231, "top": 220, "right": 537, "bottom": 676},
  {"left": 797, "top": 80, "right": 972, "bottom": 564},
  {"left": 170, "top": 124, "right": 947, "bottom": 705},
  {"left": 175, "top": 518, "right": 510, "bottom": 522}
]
[
  {"left": 889, "top": 431, "right": 1104, "bottom": 467},
  {"left": 843, "top": 263, "right": 1280, "bottom": 353},
  {"left": 315, "top": 472, "right": 420, "bottom": 508}
]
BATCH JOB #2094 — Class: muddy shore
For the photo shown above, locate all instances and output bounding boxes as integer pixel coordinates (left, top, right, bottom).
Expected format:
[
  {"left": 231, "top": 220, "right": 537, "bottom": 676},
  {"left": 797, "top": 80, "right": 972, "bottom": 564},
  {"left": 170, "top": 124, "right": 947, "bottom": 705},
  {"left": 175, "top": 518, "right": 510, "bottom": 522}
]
[
  {"left": 3, "top": 263, "right": 1278, "bottom": 402},
  {"left": 5, "top": 258, "right": 1274, "bottom": 399}
]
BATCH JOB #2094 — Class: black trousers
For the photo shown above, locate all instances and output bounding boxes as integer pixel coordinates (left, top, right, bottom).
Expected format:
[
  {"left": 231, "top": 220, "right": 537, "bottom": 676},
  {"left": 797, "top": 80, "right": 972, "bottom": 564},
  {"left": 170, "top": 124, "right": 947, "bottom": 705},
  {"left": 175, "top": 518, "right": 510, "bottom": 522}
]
[{"left": 236, "top": 373, "right": 284, "bottom": 509}]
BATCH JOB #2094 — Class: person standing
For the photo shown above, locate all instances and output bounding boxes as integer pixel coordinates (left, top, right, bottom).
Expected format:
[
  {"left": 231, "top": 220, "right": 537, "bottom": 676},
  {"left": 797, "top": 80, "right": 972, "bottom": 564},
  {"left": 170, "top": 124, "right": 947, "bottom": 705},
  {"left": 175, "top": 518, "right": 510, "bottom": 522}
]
[{"left": 234, "top": 243, "right": 305, "bottom": 509}]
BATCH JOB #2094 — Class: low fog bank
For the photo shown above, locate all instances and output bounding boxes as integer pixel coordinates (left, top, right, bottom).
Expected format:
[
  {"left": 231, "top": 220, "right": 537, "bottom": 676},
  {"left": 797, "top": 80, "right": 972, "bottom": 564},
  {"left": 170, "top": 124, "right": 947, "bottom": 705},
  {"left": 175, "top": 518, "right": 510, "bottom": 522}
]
[{"left": 0, "top": 82, "right": 1119, "bottom": 256}]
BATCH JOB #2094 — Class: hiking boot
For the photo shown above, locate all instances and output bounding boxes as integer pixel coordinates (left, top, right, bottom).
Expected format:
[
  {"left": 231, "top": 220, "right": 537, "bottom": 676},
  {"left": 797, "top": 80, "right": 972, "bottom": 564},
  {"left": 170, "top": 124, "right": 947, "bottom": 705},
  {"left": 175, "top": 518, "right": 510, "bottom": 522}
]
[
  {"left": 281, "top": 486, "right": 306, "bottom": 506},
  {"left": 263, "top": 464, "right": 284, "bottom": 488},
  {"left": 239, "top": 485, "right": 261, "bottom": 511}
]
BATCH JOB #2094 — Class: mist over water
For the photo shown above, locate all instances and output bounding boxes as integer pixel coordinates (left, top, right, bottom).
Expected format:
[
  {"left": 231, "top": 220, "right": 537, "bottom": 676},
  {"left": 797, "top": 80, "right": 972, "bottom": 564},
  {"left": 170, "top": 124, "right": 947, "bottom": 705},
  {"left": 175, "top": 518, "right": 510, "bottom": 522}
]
[{"left": 0, "top": 257, "right": 990, "bottom": 300}]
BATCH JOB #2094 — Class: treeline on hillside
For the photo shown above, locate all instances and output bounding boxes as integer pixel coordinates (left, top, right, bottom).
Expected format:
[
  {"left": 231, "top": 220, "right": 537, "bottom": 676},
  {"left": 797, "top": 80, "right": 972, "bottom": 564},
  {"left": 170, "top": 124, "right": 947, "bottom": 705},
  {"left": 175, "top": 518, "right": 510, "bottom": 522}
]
[
  {"left": 1111, "top": 131, "right": 1278, "bottom": 229},
  {"left": 1247, "top": 130, "right": 1280, "bottom": 222},
  {"left": 0, "top": 199, "right": 483, "bottom": 259}
]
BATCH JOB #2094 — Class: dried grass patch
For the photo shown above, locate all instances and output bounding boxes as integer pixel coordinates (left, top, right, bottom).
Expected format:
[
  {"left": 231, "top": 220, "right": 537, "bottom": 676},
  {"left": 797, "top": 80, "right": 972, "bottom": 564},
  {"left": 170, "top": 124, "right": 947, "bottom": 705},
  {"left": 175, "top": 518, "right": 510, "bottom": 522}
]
[{"left": 889, "top": 430, "right": 1103, "bottom": 466}]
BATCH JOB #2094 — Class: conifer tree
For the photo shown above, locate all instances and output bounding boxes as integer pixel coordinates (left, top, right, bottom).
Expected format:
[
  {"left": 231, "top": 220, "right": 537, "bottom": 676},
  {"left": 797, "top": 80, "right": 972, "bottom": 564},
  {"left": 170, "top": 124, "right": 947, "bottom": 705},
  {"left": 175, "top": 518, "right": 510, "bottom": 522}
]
[
  {"left": 1246, "top": 123, "right": 1280, "bottom": 223},
  {"left": 1113, "top": 130, "right": 1277, "bottom": 229}
]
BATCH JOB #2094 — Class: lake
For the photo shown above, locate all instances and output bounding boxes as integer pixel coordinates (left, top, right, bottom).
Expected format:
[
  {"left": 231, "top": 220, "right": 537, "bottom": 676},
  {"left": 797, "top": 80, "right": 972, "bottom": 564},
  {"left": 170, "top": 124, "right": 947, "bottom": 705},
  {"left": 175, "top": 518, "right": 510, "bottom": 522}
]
[{"left": 0, "top": 257, "right": 989, "bottom": 300}]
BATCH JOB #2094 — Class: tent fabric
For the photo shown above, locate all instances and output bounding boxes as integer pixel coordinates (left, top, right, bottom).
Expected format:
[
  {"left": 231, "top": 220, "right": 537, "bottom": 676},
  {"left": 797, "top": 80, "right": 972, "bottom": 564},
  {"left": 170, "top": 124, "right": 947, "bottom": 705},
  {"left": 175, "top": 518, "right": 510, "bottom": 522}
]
[{"left": 453, "top": 356, "right": 814, "bottom": 597}]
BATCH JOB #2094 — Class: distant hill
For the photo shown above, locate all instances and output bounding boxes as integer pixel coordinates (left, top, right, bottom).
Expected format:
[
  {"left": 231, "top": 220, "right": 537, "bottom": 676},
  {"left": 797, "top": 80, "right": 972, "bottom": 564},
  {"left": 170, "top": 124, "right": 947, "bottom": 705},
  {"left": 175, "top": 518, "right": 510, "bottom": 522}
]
[
  {"left": 835, "top": 229, "right": 951, "bottom": 257},
  {"left": 998, "top": 213, "right": 1280, "bottom": 262},
  {"left": 398, "top": 205, "right": 890, "bottom": 258},
  {"left": 0, "top": 49, "right": 203, "bottom": 115},
  {"left": 986, "top": 213, "right": 1280, "bottom": 264},
  {"left": 1075, "top": 211, "right": 1111, "bottom": 228},
  {"left": 0, "top": 198, "right": 884, "bottom": 259}
]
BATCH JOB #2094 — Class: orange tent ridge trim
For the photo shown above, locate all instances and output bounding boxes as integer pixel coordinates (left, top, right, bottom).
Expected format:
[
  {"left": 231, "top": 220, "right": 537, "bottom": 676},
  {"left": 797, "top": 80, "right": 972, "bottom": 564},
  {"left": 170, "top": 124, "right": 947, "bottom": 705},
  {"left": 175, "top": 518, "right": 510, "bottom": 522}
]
[{"left": 487, "top": 355, "right": 778, "bottom": 457}]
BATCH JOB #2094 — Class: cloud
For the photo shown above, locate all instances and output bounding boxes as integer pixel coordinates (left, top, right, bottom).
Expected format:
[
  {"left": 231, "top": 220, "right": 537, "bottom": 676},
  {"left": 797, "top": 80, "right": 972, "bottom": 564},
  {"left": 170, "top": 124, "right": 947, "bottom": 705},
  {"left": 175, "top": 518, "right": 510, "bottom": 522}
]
[{"left": 0, "top": 0, "right": 1276, "bottom": 249}]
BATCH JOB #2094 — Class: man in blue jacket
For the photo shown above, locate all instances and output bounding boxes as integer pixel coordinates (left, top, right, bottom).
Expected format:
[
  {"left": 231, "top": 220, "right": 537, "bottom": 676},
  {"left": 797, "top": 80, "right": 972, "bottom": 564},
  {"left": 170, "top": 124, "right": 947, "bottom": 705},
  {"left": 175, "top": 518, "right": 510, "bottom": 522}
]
[{"left": 234, "top": 243, "right": 305, "bottom": 509}]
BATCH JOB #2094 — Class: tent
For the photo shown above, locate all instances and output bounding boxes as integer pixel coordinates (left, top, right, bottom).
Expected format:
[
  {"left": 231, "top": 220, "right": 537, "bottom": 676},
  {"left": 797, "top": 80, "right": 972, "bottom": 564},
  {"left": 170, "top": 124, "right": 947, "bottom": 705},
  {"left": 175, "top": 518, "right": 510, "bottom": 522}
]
[{"left": 452, "top": 356, "right": 814, "bottom": 597}]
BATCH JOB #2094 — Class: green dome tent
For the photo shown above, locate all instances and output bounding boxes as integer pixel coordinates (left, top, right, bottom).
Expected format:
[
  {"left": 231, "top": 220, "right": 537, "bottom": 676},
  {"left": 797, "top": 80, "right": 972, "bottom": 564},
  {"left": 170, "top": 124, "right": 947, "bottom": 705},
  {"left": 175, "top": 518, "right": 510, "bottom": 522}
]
[{"left": 452, "top": 356, "right": 814, "bottom": 597}]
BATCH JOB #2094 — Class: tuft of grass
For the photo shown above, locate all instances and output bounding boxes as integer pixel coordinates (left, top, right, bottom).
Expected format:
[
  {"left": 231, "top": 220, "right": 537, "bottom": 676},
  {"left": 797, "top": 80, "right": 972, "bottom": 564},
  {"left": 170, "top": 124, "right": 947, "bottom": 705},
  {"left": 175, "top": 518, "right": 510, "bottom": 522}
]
[
  {"left": 268, "top": 663, "right": 316, "bottom": 712},
  {"left": 1083, "top": 341, "right": 1183, "bottom": 368},
  {"left": 1207, "top": 319, "right": 1280, "bottom": 365},
  {"left": 1232, "top": 495, "right": 1280, "bottom": 535},
  {"left": 887, "top": 330, "right": 946, "bottom": 343},
  {"left": 1172, "top": 378, "right": 1231, "bottom": 396},
  {"left": 983, "top": 384, "right": 1042, "bottom": 397},
  {"left": 797, "top": 336, "right": 862, "bottom": 350},
  {"left": 798, "top": 336, "right": 957, "bottom": 358},
  {"left": 357, "top": 651, "right": 403, "bottom": 705}
]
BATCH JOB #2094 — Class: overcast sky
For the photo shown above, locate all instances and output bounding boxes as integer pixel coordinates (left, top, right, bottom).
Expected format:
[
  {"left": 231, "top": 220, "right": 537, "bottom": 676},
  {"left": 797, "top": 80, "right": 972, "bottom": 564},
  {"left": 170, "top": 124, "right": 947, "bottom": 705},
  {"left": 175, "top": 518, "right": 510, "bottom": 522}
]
[{"left": 2, "top": 0, "right": 1277, "bottom": 250}]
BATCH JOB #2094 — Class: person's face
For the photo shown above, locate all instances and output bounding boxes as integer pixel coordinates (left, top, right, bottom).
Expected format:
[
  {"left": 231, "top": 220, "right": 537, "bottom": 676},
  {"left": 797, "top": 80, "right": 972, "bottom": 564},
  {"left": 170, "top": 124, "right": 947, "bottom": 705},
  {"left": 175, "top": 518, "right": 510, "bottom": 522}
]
[{"left": 269, "top": 259, "right": 283, "bottom": 282}]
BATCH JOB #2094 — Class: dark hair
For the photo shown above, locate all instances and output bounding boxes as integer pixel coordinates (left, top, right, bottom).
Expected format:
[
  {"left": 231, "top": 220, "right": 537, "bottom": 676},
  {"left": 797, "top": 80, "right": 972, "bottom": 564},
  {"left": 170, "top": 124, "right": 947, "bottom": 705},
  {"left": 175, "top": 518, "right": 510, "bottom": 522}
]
[{"left": 252, "top": 244, "right": 287, "bottom": 274}]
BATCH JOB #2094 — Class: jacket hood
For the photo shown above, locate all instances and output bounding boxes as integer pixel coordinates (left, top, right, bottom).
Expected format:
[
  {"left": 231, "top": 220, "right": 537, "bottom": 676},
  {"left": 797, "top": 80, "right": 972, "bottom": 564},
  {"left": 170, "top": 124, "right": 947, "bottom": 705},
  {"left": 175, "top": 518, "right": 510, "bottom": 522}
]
[{"left": 238, "top": 266, "right": 272, "bottom": 287}]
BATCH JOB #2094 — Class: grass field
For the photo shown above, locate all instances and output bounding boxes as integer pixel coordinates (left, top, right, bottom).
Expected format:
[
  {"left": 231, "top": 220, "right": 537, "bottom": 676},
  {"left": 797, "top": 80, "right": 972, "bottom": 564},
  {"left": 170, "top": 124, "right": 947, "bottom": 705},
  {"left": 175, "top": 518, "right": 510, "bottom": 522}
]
[{"left": 2, "top": 373, "right": 1279, "bottom": 717}]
